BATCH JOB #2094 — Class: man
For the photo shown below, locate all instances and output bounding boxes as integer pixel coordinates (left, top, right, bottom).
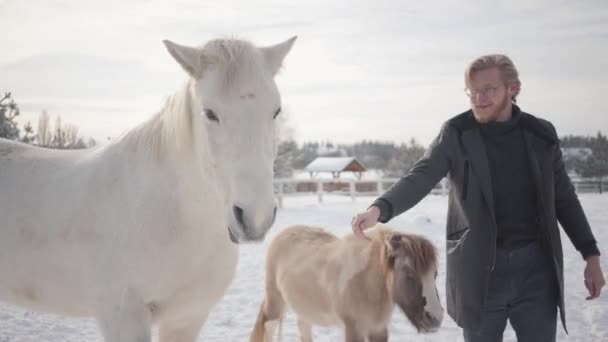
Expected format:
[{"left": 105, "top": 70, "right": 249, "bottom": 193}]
[{"left": 351, "top": 54, "right": 605, "bottom": 342}]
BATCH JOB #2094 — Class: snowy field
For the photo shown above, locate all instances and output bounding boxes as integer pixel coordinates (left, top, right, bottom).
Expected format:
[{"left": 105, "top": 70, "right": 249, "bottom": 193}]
[{"left": 1, "top": 194, "right": 606, "bottom": 341}]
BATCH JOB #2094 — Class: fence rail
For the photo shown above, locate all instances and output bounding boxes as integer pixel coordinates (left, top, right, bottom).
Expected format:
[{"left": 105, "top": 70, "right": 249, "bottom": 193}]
[{"left": 273, "top": 178, "right": 605, "bottom": 207}]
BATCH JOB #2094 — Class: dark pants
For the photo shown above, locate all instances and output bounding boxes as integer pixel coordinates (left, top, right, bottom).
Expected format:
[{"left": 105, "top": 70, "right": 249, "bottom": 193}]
[{"left": 463, "top": 242, "right": 558, "bottom": 342}]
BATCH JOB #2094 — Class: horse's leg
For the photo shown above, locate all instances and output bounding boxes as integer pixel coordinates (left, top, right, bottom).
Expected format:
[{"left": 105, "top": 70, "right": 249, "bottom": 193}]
[
  {"left": 297, "top": 318, "right": 313, "bottom": 342},
  {"left": 95, "top": 290, "right": 152, "bottom": 342},
  {"left": 368, "top": 328, "right": 388, "bottom": 342},
  {"left": 158, "top": 314, "right": 207, "bottom": 342}
]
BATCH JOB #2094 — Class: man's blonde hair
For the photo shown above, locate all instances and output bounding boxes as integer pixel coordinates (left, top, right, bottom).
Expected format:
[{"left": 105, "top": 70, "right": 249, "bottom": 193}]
[{"left": 465, "top": 54, "right": 521, "bottom": 102}]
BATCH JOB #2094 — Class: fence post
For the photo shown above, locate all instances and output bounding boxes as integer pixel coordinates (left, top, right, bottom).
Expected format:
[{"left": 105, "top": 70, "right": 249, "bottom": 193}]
[
  {"left": 350, "top": 180, "right": 356, "bottom": 202},
  {"left": 277, "top": 180, "right": 284, "bottom": 209},
  {"left": 377, "top": 181, "right": 383, "bottom": 195},
  {"left": 317, "top": 180, "right": 323, "bottom": 204}
]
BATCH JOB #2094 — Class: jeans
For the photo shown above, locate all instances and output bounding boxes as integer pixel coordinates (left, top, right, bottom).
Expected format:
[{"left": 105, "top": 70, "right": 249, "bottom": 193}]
[{"left": 463, "top": 242, "right": 558, "bottom": 342}]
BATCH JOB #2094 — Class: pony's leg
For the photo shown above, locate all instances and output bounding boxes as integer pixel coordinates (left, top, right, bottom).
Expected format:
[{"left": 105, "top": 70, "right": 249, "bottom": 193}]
[
  {"left": 260, "top": 289, "right": 286, "bottom": 342},
  {"left": 297, "top": 319, "right": 313, "bottom": 342},
  {"left": 264, "top": 320, "right": 280, "bottom": 342},
  {"left": 250, "top": 295, "right": 285, "bottom": 342},
  {"left": 368, "top": 328, "right": 388, "bottom": 342},
  {"left": 343, "top": 319, "right": 365, "bottom": 342},
  {"left": 158, "top": 314, "right": 207, "bottom": 342},
  {"left": 95, "top": 290, "right": 152, "bottom": 342}
]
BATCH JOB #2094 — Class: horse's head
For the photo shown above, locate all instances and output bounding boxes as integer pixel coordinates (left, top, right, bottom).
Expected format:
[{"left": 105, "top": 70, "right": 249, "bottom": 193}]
[
  {"left": 163, "top": 36, "right": 296, "bottom": 243},
  {"left": 382, "top": 231, "right": 443, "bottom": 333}
]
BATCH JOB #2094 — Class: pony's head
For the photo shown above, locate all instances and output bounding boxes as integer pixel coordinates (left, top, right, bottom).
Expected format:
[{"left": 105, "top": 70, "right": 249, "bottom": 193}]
[
  {"left": 381, "top": 231, "right": 443, "bottom": 333},
  {"left": 163, "top": 36, "right": 296, "bottom": 243}
]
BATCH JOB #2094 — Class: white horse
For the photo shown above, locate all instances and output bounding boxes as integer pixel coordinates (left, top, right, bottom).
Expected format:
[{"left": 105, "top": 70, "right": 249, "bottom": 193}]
[{"left": 0, "top": 36, "right": 296, "bottom": 341}]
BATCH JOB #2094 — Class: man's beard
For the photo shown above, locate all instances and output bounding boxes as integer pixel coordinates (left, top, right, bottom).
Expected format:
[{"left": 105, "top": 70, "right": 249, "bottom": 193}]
[{"left": 473, "top": 93, "right": 510, "bottom": 123}]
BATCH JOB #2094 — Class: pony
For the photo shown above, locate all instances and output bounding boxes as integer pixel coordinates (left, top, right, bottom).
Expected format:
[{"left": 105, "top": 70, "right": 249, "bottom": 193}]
[
  {"left": 250, "top": 224, "right": 443, "bottom": 342},
  {"left": 0, "top": 35, "right": 296, "bottom": 341}
]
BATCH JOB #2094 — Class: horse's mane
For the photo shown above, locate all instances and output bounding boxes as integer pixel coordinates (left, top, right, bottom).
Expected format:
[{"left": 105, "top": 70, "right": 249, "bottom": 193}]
[
  {"left": 120, "top": 82, "right": 195, "bottom": 160},
  {"left": 403, "top": 233, "right": 438, "bottom": 274}
]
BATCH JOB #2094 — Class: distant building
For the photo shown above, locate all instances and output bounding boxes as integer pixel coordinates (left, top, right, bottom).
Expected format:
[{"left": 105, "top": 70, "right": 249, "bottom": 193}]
[{"left": 304, "top": 157, "right": 366, "bottom": 179}]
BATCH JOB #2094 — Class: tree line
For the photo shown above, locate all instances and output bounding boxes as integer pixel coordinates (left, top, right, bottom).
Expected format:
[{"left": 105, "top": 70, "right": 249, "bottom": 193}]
[
  {"left": 275, "top": 135, "right": 608, "bottom": 184},
  {"left": 2, "top": 91, "right": 606, "bottom": 185},
  {"left": 0, "top": 92, "right": 95, "bottom": 149}
]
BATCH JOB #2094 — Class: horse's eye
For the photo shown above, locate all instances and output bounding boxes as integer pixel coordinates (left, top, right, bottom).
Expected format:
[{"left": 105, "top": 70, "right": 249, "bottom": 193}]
[
  {"left": 273, "top": 107, "right": 281, "bottom": 119},
  {"left": 204, "top": 109, "right": 219, "bottom": 123},
  {"left": 407, "top": 272, "right": 416, "bottom": 279}
]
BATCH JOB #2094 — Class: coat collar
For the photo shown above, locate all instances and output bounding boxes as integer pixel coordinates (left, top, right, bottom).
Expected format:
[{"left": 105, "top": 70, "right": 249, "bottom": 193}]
[{"left": 446, "top": 104, "right": 557, "bottom": 223}]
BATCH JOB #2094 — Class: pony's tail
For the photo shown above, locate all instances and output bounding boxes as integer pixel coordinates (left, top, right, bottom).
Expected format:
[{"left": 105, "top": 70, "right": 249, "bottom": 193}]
[
  {"left": 250, "top": 299, "right": 283, "bottom": 342},
  {"left": 250, "top": 300, "right": 268, "bottom": 342}
]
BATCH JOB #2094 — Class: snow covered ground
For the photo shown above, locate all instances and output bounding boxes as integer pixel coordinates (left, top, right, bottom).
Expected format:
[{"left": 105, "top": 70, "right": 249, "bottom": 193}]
[{"left": 1, "top": 194, "right": 606, "bottom": 341}]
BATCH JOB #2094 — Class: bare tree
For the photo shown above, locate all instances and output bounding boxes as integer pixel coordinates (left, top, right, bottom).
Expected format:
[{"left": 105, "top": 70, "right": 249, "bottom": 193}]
[
  {"left": 52, "top": 115, "right": 66, "bottom": 149},
  {"left": 37, "top": 110, "right": 51, "bottom": 147},
  {"left": 65, "top": 124, "right": 79, "bottom": 148}
]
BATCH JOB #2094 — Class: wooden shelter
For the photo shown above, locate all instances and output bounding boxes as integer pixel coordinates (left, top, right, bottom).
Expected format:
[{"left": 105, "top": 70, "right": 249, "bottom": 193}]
[{"left": 304, "top": 157, "right": 366, "bottom": 179}]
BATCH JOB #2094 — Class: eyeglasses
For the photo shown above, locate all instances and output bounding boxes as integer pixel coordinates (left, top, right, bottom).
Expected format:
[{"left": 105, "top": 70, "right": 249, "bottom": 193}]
[{"left": 464, "top": 86, "right": 501, "bottom": 98}]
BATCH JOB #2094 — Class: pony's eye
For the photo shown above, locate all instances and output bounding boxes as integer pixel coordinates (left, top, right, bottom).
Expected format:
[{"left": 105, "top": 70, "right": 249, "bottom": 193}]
[
  {"left": 407, "top": 272, "right": 416, "bottom": 279},
  {"left": 204, "top": 109, "right": 219, "bottom": 123},
  {"left": 273, "top": 107, "right": 282, "bottom": 119}
]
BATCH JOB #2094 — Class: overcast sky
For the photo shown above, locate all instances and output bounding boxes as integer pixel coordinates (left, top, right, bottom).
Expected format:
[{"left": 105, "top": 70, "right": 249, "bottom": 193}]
[{"left": 1, "top": 0, "right": 607, "bottom": 145}]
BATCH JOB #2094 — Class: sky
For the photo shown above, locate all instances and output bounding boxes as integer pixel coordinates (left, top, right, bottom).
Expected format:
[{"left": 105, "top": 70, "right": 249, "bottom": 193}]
[{"left": 1, "top": 0, "right": 607, "bottom": 146}]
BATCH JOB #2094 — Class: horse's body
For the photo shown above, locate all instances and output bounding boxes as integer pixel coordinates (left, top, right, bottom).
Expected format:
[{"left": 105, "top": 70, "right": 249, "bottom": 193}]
[
  {"left": 250, "top": 225, "right": 443, "bottom": 342},
  {"left": 0, "top": 36, "right": 296, "bottom": 341}
]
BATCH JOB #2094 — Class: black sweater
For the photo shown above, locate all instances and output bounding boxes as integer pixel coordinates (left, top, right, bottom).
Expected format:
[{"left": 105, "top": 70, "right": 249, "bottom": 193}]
[{"left": 478, "top": 110, "right": 540, "bottom": 249}]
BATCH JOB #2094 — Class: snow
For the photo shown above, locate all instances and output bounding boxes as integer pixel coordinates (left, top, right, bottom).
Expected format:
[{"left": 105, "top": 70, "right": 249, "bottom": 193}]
[{"left": 1, "top": 194, "right": 607, "bottom": 341}]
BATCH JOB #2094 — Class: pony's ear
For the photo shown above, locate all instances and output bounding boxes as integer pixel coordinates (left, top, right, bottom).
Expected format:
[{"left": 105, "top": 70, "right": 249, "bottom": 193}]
[
  {"left": 382, "top": 232, "right": 407, "bottom": 273},
  {"left": 163, "top": 40, "right": 204, "bottom": 78},
  {"left": 261, "top": 36, "right": 297, "bottom": 76},
  {"left": 384, "top": 232, "right": 402, "bottom": 257}
]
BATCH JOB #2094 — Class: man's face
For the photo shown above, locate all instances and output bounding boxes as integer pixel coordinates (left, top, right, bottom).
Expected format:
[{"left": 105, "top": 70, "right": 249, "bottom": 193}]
[{"left": 467, "top": 67, "right": 515, "bottom": 123}]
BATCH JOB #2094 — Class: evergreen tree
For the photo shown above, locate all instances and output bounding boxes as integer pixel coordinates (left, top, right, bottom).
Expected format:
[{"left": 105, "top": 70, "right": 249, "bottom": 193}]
[{"left": 0, "top": 92, "right": 21, "bottom": 140}]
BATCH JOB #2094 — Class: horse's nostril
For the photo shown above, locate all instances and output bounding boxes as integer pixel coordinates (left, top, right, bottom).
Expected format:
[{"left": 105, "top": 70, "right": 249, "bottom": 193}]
[
  {"left": 233, "top": 205, "right": 245, "bottom": 227},
  {"left": 422, "top": 296, "right": 427, "bottom": 306}
]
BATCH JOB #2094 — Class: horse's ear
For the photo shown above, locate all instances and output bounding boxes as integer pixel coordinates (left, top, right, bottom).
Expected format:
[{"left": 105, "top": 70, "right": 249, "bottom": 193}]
[
  {"left": 163, "top": 40, "right": 204, "bottom": 78},
  {"left": 261, "top": 36, "right": 297, "bottom": 76}
]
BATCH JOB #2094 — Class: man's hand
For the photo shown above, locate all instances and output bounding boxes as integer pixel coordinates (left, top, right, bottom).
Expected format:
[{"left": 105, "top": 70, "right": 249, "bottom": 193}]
[
  {"left": 584, "top": 255, "right": 605, "bottom": 300},
  {"left": 351, "top": 206, "right": 381, "bottom": 240}
]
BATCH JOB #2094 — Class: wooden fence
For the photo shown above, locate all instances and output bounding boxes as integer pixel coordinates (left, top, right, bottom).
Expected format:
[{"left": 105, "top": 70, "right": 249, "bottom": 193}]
[{"left": 273, "top": 178, "right": 605, "bottom": 208}]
